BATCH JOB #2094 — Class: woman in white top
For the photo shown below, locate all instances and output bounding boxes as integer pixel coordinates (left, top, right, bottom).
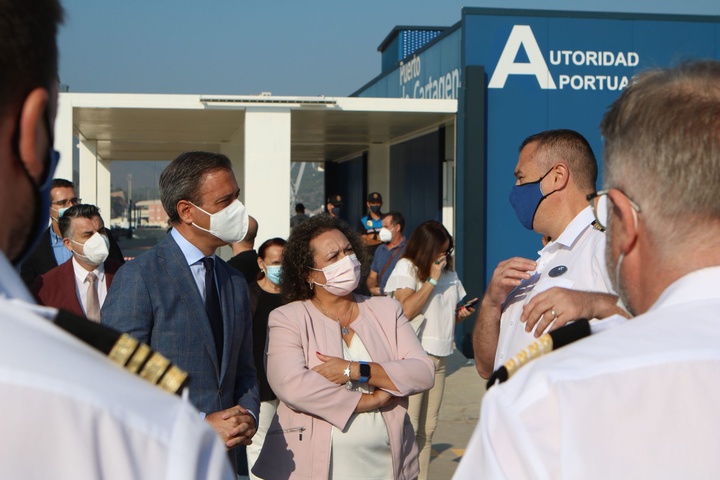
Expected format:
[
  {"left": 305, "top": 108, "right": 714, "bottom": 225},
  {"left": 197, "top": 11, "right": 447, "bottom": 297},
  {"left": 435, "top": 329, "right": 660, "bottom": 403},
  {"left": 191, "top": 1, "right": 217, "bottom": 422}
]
[{"left": 385, "top": 220, "right": 476, "bottom": 480}]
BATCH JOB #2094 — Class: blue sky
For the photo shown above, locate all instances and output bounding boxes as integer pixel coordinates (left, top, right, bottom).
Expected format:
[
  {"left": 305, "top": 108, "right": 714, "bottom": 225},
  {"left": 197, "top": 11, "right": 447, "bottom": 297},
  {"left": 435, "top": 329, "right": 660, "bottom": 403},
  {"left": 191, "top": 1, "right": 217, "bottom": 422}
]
[{"left": 58, "top": 0, "right": 720, "bottom": 97}]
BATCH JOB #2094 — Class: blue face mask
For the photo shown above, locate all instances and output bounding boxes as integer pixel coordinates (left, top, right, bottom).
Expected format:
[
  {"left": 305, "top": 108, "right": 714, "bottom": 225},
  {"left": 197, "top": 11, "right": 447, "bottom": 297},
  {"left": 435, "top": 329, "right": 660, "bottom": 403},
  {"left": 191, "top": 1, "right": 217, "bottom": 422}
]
[
  {"left": 369, "top": 205, "right": 381, "bottom": 214},
  {"left": 331, "top": 207, "right": 341, "bottom": 217},
  {"left": 263, "top": 264, "right": 282, "bottom": 285},
  {"left": 508, "top": 167, "right": 555, "bottom": 230},
  {"left": 15, "top": 110, "right": 60, "bottom": 266}
]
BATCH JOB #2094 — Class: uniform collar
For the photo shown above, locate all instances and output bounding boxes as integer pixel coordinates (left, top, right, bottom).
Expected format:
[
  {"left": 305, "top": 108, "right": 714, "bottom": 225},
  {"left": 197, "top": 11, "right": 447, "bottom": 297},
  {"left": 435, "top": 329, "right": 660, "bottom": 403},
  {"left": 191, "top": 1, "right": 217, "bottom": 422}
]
[
  {"left": 539, "top": 206, "right": 596, "bottom": 254},
  {"left": 0, "top": 251, "right": 35, "bottom": 303},
  {"left": 648, "top": 266, "right": 720, "bottom": 313}
]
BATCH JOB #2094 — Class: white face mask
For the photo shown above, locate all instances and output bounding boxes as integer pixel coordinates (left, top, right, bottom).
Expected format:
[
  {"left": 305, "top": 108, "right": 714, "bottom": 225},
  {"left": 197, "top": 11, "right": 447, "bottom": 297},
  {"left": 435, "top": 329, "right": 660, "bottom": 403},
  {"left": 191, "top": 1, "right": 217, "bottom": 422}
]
[
  {"left": 311, "top": 254, "right": 361, "bottom": 296},
  {"left": 190, "top": 199, "right": 249, "bottom": 244},
  {"left": 71, "top": 232, "right": 110, "bottom": 266},
  {"left": 379, "top": 227, "right": 393, "bottom": 243}
]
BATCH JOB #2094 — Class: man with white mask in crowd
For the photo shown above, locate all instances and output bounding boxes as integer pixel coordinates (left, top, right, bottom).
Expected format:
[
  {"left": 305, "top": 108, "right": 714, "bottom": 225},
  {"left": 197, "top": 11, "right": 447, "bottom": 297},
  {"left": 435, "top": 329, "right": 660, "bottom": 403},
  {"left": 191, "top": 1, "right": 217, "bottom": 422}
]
[
  {"left": 367, "top": 211, "right": 406, "bottom": 296},
  {"left": 102, "top": 151, "right": 259, "bottom": 475},
  {"left": 20, "top": 178, "right": 125, "bottom": 287},
  {"left": 32, "top": 204, "right": 122, "bottom": 321}
]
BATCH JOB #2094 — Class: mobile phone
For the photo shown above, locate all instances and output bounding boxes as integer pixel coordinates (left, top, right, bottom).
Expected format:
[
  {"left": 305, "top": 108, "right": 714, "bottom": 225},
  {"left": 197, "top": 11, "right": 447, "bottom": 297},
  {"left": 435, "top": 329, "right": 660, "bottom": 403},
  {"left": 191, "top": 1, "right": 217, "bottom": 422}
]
[{"left": 456, "top": 298, "right": 479, "bottom": 312}]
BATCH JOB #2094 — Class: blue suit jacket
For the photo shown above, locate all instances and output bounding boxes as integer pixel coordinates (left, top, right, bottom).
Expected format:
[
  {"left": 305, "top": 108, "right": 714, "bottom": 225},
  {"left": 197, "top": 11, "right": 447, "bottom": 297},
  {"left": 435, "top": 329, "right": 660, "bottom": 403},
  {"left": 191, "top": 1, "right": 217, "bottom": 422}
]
[{"left": 101, "top": 232, "right": 258, "bottom": 470}]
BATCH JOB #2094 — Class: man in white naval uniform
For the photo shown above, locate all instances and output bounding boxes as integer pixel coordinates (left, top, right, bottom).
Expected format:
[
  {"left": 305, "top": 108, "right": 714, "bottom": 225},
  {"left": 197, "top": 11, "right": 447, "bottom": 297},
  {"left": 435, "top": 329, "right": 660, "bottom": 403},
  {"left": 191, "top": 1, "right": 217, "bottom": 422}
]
[
  {"left": 456, "top": 61, "right": 720, "bottom": 479},
  {"left": 0, "top": 1, "right": 233, "bottom": 478},
  {"left": 473, "top": 129, "right": 626, "bottom": 379}
]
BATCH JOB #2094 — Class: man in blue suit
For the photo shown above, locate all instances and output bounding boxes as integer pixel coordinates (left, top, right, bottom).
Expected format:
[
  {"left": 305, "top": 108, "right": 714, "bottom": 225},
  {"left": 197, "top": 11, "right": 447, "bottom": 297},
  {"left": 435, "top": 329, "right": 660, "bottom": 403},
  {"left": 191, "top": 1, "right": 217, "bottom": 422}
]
[{"left": 102, "top": 151, "right": 259, "bottom": 473}]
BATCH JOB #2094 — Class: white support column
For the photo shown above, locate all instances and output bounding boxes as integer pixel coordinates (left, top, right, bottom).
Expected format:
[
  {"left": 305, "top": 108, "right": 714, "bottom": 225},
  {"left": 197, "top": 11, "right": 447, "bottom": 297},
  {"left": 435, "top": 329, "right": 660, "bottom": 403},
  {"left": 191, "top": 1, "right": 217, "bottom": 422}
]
[
  {"left": 443, "top": 124, "right": 456, "bottom": 237},
  {"left": 244, "top": 107, "right": 291, "bottom": 242},
  {"left": 367, "top": 144, "right": 390, "bottom": 208},
  {"left": 77, "top": 135, "right": 98, "bottom": 207},
  {"left": 97, "top": 157, "right": 112, "bottom": 224},
  {"left": 221, "top": 127, "right": 245, "bottom": 202},
  {"left": 54, "top": 93, "right": 74, "bottom": 181},
  {"left": 217, "top": 126, "right": 245, "bottom": 260}
]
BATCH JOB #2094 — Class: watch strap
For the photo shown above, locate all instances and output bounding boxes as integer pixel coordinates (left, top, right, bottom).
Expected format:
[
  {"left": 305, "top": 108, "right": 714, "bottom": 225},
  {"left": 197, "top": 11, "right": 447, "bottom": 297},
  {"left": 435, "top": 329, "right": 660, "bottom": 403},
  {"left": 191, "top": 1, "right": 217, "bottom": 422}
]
[{"left": 358, "top": 361, "right": 371, "bottom": 383}]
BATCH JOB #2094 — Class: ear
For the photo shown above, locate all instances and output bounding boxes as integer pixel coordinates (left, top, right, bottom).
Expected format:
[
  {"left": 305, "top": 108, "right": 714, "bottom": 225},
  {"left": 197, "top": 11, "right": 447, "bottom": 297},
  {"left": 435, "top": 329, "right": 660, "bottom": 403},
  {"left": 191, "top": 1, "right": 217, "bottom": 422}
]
[
  {"left": 18, "top": 88, "right": 51, "bottom": 184},
  {"left": 176, "top": 199, "right": 194, "bottom": 225},
  {"left": 63, "top": 237, "right": 73, "bottom": 253},
  {"left": 256, "top": 256, "right": 265, "bottom": 271},
  {"left": 608, "top": 189, "right": 639, "bottom": 255},
  {"left": 549, "top": 162, "right": 569, "bottom": 190}
]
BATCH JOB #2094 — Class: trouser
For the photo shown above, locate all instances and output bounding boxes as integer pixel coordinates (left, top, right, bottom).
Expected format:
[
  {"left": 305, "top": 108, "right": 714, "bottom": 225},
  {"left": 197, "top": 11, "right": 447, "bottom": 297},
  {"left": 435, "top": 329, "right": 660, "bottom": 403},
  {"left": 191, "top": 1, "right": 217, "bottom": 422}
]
[
  {"left": 407, "top": 354, "right": 446, "bottom": 480},
  {"left": 247, "top": 398, "right": 279, "bottom": 480}
]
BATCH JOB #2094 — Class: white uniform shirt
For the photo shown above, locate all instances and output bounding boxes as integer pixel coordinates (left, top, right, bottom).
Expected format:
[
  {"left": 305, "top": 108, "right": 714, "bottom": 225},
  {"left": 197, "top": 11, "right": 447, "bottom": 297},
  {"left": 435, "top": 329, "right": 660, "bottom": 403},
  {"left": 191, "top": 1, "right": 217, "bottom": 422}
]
[
  {"left": 494, "top": 206, "right": 613, "bottom": 369},
  {"left": 0, "top": 252, "right": 234, "bottom": 479},
  {"left": 455, "top": 266, "right": 720, "bottom": 480},
  {"left": 71, "top": 256, "right": 108, "bottom": 315},
  {"left": 385, "top": 258, "right": 466, "bottom": 357}
]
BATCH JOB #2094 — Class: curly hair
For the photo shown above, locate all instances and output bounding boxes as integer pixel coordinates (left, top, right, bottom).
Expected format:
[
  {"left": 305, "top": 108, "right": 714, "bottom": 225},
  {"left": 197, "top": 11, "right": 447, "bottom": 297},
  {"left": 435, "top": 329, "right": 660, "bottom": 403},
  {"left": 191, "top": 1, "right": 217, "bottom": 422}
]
[{"left": 281, "top": 214, "right": 368, "bottom": 302}]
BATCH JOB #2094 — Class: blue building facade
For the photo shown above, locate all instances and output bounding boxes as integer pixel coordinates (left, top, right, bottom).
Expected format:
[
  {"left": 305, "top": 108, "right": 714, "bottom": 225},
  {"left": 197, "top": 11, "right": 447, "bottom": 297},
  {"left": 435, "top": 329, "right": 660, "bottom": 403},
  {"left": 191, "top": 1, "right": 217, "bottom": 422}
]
[{"left": 351, "top": 8, "right": 720, "bottom": 355}]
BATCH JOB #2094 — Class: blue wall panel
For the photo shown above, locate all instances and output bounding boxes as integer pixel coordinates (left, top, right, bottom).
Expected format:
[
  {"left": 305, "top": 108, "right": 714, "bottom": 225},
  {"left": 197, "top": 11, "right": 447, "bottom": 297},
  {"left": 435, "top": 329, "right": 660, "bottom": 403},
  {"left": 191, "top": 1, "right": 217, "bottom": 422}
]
[{"left": 463, "top": 11, "right": 720, "bottom": 285}]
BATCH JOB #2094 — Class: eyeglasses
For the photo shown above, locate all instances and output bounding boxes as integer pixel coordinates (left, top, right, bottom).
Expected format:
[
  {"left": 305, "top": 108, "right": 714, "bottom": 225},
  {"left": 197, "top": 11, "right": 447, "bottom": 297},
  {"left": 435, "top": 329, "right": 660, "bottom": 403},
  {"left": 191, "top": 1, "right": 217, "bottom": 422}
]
[
  {"left": 52, "top": 197, "right": 81, "bottom": 207},
  {"left": 586, "top": 189, "right": 641, "bottom": 230}
]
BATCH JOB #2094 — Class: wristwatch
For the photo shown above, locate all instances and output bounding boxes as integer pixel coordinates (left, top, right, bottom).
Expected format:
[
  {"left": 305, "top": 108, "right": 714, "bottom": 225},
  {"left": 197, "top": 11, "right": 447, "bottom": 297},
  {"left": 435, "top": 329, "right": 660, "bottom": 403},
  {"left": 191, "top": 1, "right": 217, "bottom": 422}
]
[{"left": 358, "top": 361, "right": 371, "bottom": 383}]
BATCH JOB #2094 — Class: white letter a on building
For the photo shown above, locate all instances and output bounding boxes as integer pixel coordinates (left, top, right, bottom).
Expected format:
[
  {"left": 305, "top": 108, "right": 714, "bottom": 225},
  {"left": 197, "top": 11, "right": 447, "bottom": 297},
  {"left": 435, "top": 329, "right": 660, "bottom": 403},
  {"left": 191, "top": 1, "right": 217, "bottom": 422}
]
[{"left": 488, "top": 25, "right": 556, "bottom": 89}]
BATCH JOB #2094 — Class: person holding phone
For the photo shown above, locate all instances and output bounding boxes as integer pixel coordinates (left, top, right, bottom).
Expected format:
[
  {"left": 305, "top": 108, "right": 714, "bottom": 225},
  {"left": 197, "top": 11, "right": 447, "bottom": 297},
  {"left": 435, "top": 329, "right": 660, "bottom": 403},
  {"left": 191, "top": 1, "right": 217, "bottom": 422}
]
[{"left": 385, "top": 220, "right": 475, "bottom": 480}]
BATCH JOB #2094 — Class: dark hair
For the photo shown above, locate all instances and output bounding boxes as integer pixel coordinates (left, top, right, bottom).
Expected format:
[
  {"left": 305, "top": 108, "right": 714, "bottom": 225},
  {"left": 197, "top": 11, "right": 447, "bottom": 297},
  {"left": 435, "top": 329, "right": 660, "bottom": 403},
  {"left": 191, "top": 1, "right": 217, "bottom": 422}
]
[
  {"left": 402, "top": 220, "right": 453, "bottom": 281},
  {"left": 295, "top": 203, "right": 305, "bottom": 213},
  {"left": 257, "top": 237, "right": 287, "bottom": 282},
  {"left": 58, "top": 204, "right": 102, "bottom": 238},
  {"left": 519, "top": 129, "right": 598, "bottom": 192},
  {"left": 385, "top": 211, "right": 405, "bottom": 233},
  {"left": 0, "top": 0, "right": 64, "bottom": 114},
  {"left": 281, "top": 215, "right": 368, "bottom": 302},
  {"left": 159, "top": 151, "right": 233, "bottom": 224},
  {"left": 258, "top": 237, "right": 287, "bottom": 260},
  {"left": 50, "top": 178, "right": 74, "bottom": 190}
]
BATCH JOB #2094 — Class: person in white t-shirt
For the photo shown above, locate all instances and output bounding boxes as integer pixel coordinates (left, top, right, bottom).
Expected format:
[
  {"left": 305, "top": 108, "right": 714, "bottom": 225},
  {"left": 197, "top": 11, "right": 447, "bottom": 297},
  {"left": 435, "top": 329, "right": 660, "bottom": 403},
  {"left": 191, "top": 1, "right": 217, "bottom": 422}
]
[
  {"left": 385, "top": 220, "right": 475, "bottom": 480},
  {"left": 472, "top": 129, "right": 627, "bottom": 379}
]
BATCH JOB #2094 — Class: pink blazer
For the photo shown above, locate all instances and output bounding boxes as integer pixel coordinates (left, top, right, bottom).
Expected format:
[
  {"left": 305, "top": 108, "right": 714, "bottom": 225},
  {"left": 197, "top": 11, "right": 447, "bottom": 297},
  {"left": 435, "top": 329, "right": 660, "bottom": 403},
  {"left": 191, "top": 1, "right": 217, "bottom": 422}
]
[{"left": 252, "top": 295, "right": 435, "bottom": 480}]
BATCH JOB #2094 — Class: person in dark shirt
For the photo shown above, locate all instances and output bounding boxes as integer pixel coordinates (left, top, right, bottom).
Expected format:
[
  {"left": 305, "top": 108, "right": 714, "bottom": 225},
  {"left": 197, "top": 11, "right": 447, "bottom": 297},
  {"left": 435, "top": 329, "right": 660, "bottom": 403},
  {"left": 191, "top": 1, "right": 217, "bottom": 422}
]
[
  {"left": 290, "top": 203, "right": 309, "bottom": 230},
  {"left": 228, "top": 215, "right": 260, "bottom": 283},
  {"left": 246, "top": 237, "right": 287, "bottom": 479}
]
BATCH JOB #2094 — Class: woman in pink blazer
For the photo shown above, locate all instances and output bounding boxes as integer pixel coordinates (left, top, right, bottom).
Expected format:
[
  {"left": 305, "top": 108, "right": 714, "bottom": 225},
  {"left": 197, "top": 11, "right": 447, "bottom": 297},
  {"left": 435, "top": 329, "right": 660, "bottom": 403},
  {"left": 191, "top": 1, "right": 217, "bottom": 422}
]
[{"left": 252, "top": 215, "right": 434, "bottom": 480}]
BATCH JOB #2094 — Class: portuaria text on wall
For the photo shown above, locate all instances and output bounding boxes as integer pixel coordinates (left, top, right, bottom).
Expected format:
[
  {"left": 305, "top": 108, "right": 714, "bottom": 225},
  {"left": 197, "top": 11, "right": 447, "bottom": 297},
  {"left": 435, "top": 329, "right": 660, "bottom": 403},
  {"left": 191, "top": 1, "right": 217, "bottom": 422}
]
[{"left": 488, "top": 25, "right": 638, "bottom": 91}]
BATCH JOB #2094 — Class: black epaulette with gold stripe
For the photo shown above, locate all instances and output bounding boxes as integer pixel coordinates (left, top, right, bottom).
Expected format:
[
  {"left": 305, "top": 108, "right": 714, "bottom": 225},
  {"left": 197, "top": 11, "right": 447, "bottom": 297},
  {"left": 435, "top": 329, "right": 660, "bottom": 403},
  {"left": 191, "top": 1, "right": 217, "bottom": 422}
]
[
  {"left": 54, "top": 309, "right": 189, "bottom": 395},
  {"left": 591, "top": 220, "right": 606, "bottom": 232},
  {"left": 486, "top": 319, "right": 591, "bottom": 390}
]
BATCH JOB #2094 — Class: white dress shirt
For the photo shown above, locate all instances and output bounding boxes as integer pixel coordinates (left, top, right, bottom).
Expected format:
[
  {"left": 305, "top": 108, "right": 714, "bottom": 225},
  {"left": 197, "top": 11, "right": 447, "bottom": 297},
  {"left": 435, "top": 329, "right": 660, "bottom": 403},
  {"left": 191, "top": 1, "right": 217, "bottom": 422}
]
[
  {"left": 0, "top": 251, "right": 234, "bottom": 479},
  {"left": 494, "top": 206, "right": 614, "bottom": 369},
  {"left": 385, "top": 258, "right": 466, "bottom": 357},
  {"left": 455, "top": 266, "right": 720, "bottom": 480},
  {"left": 71, "top": 256, "right": 107, "bottom": 316}
]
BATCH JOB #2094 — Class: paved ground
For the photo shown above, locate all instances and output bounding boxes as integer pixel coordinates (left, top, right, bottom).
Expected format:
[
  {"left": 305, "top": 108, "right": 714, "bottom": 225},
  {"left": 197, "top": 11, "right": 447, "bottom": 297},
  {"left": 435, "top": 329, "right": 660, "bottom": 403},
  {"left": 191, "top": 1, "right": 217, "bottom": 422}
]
[{"left": 428, "top": 349, "right": 486, "bottom": 480}]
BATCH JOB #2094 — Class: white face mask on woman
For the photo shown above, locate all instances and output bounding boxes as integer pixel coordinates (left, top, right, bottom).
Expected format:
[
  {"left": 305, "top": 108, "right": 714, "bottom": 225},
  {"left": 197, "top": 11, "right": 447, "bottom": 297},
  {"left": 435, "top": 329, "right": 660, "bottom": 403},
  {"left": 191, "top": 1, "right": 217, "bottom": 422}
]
[
  {"left": 311, "top": 254, "right": 361, "bottom": 296},
  {"left": 190, "top": 199, "right": 249, "bottom": 244}
]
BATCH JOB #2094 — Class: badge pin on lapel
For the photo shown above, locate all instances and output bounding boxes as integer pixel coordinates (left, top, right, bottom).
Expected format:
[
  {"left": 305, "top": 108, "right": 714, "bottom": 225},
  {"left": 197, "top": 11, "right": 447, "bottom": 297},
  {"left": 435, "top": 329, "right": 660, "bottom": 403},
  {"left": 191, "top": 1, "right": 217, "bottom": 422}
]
[{"left": 548, "top": 265, "right": 568, "bottom": 277}]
